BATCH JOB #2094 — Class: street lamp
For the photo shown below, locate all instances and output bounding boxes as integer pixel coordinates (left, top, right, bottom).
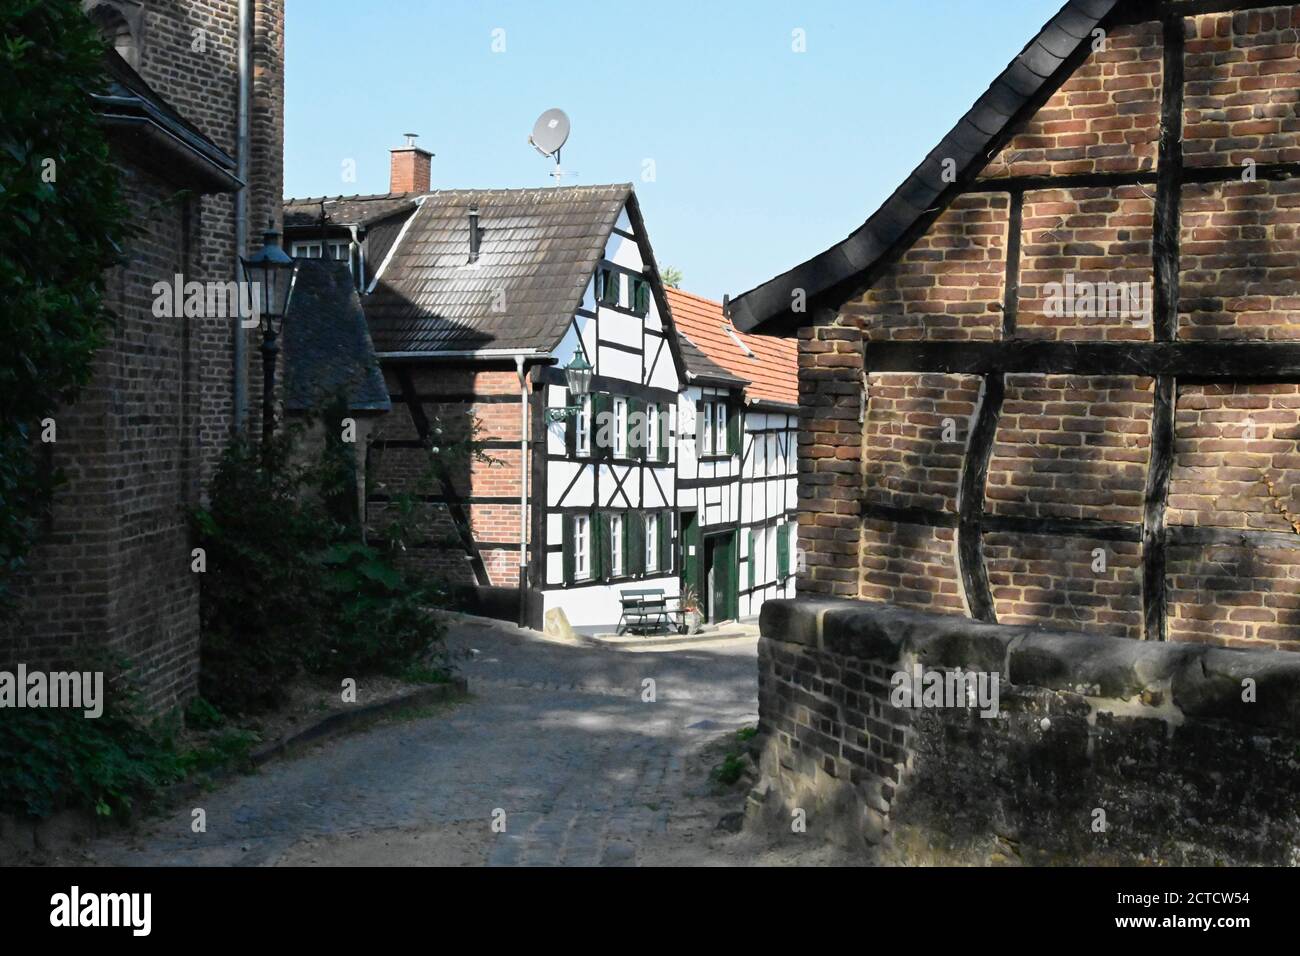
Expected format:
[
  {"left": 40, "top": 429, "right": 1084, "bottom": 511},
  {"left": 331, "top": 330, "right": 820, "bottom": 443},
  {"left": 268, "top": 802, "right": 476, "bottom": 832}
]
[
  {"left": 547, "top": 350, "right": 593, "bottom": 422},
  {"left": 239, "top": 222, "right": 298, "bottom": 443}
]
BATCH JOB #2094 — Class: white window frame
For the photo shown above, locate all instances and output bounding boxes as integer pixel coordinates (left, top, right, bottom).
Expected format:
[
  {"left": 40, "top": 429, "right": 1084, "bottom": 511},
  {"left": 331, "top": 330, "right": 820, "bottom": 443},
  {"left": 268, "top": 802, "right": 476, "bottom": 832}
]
[
  {"left": 715, "top": 403, "right": 728, "bottom": 456},
  {"left": 574, "top": 515, "right": 590, "bottom": 580},
  {"left": 576, "top": 396, "right": 592, "bottom": 456},
  {"left": 610, "top": 514, "right": 624, "bottom": 577},
  {"left": 646, "top": 403, "right": 658, "bottom": 457},
  {"left": 291, "top": 241, "right": 323, "bottom": 258},
  {"left": 613, "top": 397, "right": 628, "bottom": 458},
  {"left": 700, "top": 402, "right": 714, "bottom": 456},
  {"left": 644, "top": 513, "right": 658, "bottom": 573}
]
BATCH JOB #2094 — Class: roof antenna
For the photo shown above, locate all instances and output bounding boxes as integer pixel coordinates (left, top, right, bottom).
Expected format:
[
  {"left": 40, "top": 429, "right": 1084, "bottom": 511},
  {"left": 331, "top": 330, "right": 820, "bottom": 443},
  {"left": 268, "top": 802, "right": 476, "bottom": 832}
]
[{"left": 528, "top": 108, "right": 574, "bottom": 185}]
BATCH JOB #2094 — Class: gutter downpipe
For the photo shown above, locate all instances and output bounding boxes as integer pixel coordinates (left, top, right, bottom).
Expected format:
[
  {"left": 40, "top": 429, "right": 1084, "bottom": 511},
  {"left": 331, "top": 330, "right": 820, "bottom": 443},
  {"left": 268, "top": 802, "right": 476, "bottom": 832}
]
[
  {"left": 516, "top": 355, "right": 530, "bottom": 628},
  {"left": 233, "top": 0, "right": 252, "bottom": 431}
]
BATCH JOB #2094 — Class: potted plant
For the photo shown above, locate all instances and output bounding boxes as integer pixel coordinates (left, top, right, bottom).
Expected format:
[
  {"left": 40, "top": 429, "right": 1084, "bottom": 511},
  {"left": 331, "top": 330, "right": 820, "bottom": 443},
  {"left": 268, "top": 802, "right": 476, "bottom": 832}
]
[{"left": 681, "top": 585, "right": 702, "bottom": 635}]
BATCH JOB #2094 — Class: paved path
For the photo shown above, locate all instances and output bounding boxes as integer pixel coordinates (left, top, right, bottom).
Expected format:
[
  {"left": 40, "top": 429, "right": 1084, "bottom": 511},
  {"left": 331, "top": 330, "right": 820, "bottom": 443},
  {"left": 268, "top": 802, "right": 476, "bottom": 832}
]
[{"left": 90, "top": 619, "right": 759, "bottom": 867}]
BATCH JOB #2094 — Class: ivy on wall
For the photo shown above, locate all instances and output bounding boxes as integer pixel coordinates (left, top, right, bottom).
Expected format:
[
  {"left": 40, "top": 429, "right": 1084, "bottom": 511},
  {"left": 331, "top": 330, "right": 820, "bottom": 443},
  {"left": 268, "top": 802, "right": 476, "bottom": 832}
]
[{"left": 0, "top": 0, "right": 129, "bottom": 611}]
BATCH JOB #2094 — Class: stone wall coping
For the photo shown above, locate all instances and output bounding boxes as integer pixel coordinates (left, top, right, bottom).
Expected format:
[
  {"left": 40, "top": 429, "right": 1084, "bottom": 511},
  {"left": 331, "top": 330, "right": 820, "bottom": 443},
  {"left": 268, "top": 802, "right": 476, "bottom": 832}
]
[{"left": 760, "top": 599, "right": 1300, "bottom": 732}]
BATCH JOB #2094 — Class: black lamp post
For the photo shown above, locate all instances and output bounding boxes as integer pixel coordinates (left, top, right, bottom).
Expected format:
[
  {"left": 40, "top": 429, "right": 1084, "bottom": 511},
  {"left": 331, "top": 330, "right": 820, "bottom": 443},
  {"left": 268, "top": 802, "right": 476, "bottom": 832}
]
[
  {"left": 547, "top": 350, "right": 594, "bottom": 422},
  {"left": 239, "top": 223, "right": 297, "bottom": 443}
]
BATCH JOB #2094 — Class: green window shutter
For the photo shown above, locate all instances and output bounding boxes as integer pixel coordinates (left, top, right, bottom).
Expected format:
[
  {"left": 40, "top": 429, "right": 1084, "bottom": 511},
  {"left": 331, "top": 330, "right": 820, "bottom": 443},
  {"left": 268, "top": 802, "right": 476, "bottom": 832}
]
[
  {"left": 659, "top": 511, "right": 672, "bottom": 573},
  {"left": 657, "top": 405, "right": 669, "bottom": 462},
  {"left": 777, "top": 524, "right": 790, "bottom": 579},
  {"left": 727, "top": 401, "right": 741, "bottom": 455},
  {"left": 629, "top": 511, "right": 644, "bottom": 575},
  {"left": 748, "top": 529, "right": 756, "bottom": 589},
  {"left": 562, "top": 514, "right": 575, "bottom": 585},
  {"left": 563, "top": 389, "right": 577, "bottom": 456},
  {"left": 596, "top": 512, "right": 610, "bottom": 581}
]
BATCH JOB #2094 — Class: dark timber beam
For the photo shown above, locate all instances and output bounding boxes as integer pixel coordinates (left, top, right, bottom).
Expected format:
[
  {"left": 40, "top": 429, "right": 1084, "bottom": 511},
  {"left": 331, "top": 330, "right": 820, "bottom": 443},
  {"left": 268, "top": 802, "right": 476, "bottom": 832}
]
[
  {"left": 963, "top": 160, "right": 1300, "bottom": 194},
  {"left": 956, "top": 375, "right": 1002, "bottom": 622},
  {"left": 861, "top": 341, "right": 1300, "bottom": 380},
  {"left": 1141, "top": 13, "right": 1185, "bottom": 642}
]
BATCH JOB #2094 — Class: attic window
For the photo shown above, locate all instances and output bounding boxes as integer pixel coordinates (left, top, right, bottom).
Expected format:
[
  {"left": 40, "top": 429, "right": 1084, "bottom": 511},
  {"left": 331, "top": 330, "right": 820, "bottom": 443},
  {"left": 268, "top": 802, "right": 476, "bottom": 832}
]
[{"left": 724, "top": 324, "right": 757, "bottom": 359}]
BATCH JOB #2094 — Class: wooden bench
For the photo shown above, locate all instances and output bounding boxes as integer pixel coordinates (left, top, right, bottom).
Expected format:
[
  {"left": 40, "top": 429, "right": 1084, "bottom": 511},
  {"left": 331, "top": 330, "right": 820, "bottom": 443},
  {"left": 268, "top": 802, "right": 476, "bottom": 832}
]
[{"left": 617, "top": 588, "right": 672, "bottom": 635}]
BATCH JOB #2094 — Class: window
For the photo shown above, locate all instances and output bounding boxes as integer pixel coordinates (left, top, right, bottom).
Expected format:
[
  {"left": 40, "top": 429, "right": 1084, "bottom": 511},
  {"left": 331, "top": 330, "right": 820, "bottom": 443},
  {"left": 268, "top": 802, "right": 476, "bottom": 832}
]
[
  {"left": 631, "top": 277, "right": 651, "bottom": 315},
  {"left": 715, "top": 403, "right": 728, "bottom": 455},
  {"left": 700, "top": 402, "right": 714, "bottom": 456},
  {"left": 598, "top": 268, "right": 620, "bottom": 306},
  {"left": 646, "top": 403, "right": 658, "bottom": 458},
  {"left": 644, "top": 513, "right": 658, "bottom": 573},
  {"left": 613, "top": 398, "right": 628, "bottom": 458},
  {"left": 575, "top": 396, "right": 592, "bottom": 456},
  {"left": 610, "top": 514, "right": 624, "bottom": 577},
  {"left": 574, "top": 515, "right": 591, "bottom": 580}
]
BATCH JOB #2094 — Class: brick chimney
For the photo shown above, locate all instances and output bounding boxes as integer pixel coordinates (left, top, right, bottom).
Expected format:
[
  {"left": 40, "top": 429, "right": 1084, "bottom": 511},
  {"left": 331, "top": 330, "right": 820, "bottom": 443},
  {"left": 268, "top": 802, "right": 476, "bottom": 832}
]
[{"left": 390, "top": 133, "right": 433, "bottom": 194}]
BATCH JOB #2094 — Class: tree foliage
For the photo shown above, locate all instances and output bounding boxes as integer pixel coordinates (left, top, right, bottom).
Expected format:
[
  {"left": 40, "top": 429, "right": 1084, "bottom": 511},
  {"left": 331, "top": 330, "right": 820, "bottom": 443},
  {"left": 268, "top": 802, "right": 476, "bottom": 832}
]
[{"left": 0, "top": 0, "right": 129, "bottom": 610}]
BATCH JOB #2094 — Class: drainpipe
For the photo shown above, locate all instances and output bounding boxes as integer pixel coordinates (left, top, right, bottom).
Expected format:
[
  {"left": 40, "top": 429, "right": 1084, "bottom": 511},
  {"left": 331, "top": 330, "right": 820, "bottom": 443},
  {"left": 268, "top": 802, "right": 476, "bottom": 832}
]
[
  {"left": 233, "top": 0, "right": 252, "bottom": 431},
  {"left": 516, "top": 354, "right": 529, "bottom": 627}
]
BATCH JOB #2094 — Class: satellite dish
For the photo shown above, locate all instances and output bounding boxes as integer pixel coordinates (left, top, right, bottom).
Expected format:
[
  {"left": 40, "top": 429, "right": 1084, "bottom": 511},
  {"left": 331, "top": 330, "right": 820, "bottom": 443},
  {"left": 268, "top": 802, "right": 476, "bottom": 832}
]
[{"left": 528, "top": 108, "right": 570, "bottom": 159}]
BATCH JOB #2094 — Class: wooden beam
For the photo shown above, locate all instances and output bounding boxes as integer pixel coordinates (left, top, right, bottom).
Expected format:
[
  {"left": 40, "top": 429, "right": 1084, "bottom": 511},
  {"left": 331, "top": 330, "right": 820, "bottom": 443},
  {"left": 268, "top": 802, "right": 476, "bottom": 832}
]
[
  {"left": 956, "top": 375, "right": 1003, "bottom": 623},
  {"left": 963, "top": 161, "right": 1300, "bottom": 195},
  {"left": 1143, "top": 375, "right": 1176, "bottom": 641},
  {"left": 1169, "top": 525, "right": 1300, "bottom": 553},
  {"left": 861, "top": 340, "right": 1300, "bottom": 379},
  {"left": 982, "top": 513, "right": 1140, "bottom": 542},
  {"left": 1002, "top": 191, "right": 1022, "bottom": 338}
]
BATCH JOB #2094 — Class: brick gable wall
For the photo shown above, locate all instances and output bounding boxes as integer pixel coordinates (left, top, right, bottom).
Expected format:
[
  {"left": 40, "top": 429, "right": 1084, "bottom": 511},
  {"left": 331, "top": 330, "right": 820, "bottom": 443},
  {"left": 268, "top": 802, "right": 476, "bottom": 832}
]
[{"left": 799, "top": 2, "right": 1300, "bottom": 654}]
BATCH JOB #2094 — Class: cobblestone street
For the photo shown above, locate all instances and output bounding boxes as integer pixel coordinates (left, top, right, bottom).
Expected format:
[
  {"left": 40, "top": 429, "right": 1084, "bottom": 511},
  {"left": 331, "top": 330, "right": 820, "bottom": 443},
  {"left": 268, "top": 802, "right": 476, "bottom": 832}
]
[{"left": 80, "top": 619, "right": 780, "bottom": 867}]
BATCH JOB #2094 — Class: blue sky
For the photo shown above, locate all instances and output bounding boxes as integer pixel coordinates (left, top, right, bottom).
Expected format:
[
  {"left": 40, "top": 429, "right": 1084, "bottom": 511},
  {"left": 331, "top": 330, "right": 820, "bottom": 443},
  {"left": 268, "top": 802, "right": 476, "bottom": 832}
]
[{"left": 285, "top": 0, "right": 1063, "bottom": 302}]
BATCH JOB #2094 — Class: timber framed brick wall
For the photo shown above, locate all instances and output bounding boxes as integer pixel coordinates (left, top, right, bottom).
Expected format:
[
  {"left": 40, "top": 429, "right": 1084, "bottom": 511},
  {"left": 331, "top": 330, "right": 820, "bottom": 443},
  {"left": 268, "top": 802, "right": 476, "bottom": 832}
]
[
  {"left": 366, "top": 364, "right": 527, "bottom": 589},
  {"left": 796, "top": 1, "right": 1300, "bottom": 653}
]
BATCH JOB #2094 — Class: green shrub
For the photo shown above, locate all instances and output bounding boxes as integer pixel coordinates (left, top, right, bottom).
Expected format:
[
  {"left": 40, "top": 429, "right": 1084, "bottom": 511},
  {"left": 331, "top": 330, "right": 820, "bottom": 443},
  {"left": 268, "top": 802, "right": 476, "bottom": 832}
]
[
  {"left": 0, "top": 664, "right": 186, "bottom": 820},
  {"left": 193, "top": 429, "right": 334, "bottom": 714},
  {"left": 194, "top": 411, "right": 450, "bottom": 714}
]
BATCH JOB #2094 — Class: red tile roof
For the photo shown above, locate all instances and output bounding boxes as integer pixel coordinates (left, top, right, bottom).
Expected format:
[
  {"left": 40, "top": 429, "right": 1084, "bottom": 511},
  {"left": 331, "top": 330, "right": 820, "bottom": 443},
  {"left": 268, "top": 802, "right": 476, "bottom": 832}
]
[{"left": 666, "top": 287, "right": 798, "bottom": 407}]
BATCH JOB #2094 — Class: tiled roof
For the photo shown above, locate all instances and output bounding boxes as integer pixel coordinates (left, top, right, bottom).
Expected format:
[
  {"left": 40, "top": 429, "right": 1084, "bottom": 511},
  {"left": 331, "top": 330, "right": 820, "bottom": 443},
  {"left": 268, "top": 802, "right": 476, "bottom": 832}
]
[
  {"left": 675, "top": 330, "right": 749, "bottom": 388},
  {"left": 283, "top": 193, "right": 419, "bottom": 230},
  {"left": 728, "top": 0, "right": 1119, "bottom": 333},
  {"left": 284, "top": 259, "right": 391, "bottom": 413},
  {"left": 364, "top": 184, "right": 633, "bottom": 354},
  {"left": 667, "top": 288, "right": 797, "bottom": 406}
]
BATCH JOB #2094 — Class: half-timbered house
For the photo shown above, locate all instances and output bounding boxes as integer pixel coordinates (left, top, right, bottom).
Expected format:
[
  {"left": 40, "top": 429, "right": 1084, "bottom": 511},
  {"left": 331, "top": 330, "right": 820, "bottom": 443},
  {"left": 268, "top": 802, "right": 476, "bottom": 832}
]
[
  {"left": 668, "top": 289, "right": 799, "bottom": 622},
  {"left": 285, "top": 154, "right": 736, "bottom": 630}
]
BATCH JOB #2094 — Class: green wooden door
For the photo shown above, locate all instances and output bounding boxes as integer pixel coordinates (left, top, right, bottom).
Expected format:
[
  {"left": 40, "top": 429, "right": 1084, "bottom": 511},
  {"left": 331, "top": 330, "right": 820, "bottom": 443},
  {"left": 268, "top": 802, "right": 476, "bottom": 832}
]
[{"left": 681, "top": 510, "right": 701, "bottom": 609}]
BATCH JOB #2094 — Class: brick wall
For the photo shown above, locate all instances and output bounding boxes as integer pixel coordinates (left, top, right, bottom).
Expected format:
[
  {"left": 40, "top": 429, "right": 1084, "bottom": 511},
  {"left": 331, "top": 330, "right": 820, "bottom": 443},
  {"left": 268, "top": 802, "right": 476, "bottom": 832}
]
[
  {"left": 795, "top": 2, "right": 1300, "bottom": 651},
  {"left": 0, "top": 1, "right": 284, "bottom": 712},
  {"left": 752, "top": 599, "right": 1300, "bottom": 863},
  {"left": 978, "top": 21, "right": 1162, "bottom": 180},
  {"left": 367, "top": 364, "right": 527, "bottom": 589}
]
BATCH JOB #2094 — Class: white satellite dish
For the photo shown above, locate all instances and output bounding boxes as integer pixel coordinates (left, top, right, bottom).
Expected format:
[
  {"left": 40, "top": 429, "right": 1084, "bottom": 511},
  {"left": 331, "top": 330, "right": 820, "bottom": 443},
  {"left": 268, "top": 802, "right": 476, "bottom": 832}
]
[{"left": 528, "top": 108, "right": 570, "bottom": 160}]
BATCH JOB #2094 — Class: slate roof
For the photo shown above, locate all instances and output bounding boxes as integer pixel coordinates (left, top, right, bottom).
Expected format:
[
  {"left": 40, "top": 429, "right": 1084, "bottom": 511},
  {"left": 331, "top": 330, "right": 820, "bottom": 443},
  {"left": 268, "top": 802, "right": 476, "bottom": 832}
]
[
  {"left": 363, "top": 184, "right": 633, "bottom": 354},
  {"left": 676, "top": 329, "right": 749, "bottom": 389},
  {"left": 94, "top": 51, "right": 239, "bottom": 193},
  {"left": 727, "top": 0, "right": 1119, "bottom": 334},
  {"left": 284, "top": 259, "right": 391, "bottom": 413},
  {"left": 283, "top": 193, "right": 419, "bottom": 230},
  {"left": 667, "top": 288, "right": 798, "bottom": 406}
]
